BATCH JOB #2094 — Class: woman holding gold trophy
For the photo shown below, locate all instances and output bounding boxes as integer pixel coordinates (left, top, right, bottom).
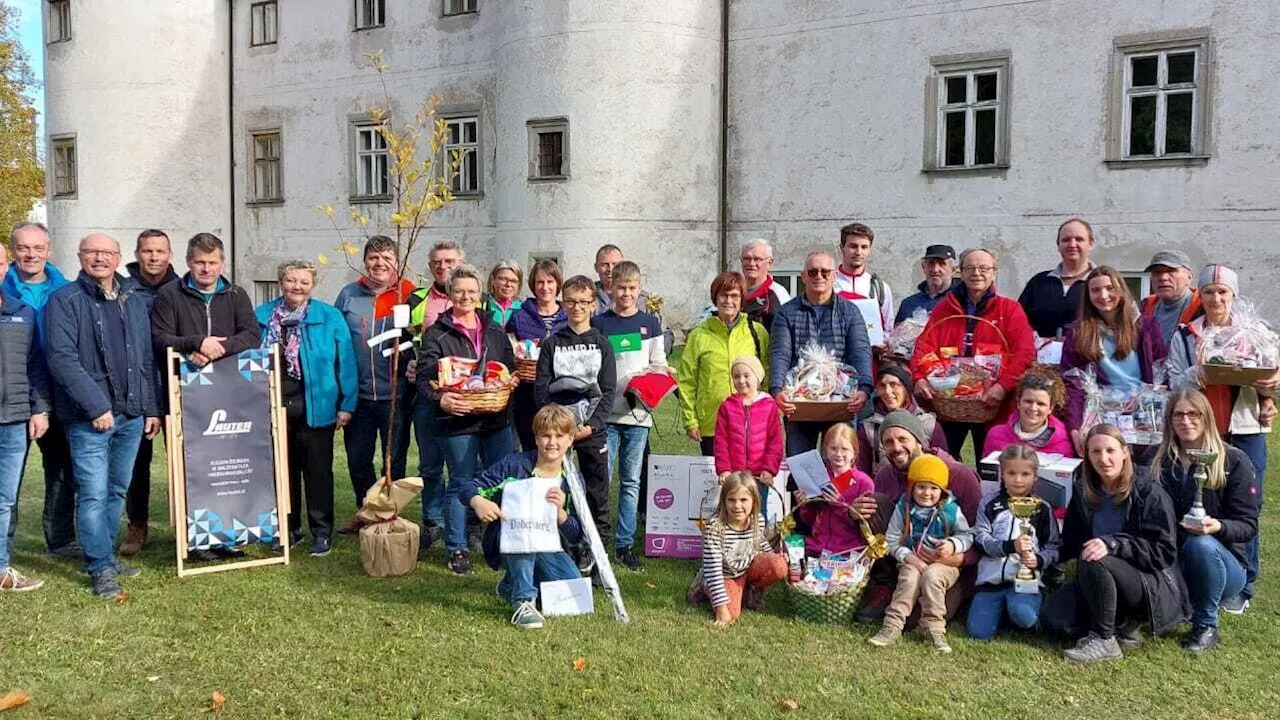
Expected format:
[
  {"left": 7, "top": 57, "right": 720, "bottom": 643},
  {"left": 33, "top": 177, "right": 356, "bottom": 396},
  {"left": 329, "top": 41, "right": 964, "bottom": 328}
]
[{"left": 1155, "top": 389, "right": 1259, "bottom": 653}]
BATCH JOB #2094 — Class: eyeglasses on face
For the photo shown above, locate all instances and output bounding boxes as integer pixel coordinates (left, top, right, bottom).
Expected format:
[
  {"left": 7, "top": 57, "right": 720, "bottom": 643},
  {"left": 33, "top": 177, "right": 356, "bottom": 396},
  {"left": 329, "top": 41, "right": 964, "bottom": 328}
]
[
  {"left": 79, "top": 250, "right": 119, "bottom": 258},
  {"left": 564, "top": 299, "right": 594, "bottom": 309},
  {"left": 805, "top": 268, "right": 834, "bottom": 279},
  {"left": 740, "top": 255, "right": 771, "bottom": 265},
  {"left": 1172, "top": 410, "right": 1203, "bottom": 421},
  {"left": 962, "top": 265, "right": 996, "bottom": 274}
]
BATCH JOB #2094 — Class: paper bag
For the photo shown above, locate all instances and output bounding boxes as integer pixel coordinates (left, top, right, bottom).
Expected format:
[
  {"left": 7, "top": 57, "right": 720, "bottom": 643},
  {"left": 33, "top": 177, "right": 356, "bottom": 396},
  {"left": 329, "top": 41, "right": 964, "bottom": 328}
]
[
  {"left": 500, "top": 477, "right": 562, "bottom": 554},
  {"left": 359, "top": 517, "right": 420, "bottom": 577}
]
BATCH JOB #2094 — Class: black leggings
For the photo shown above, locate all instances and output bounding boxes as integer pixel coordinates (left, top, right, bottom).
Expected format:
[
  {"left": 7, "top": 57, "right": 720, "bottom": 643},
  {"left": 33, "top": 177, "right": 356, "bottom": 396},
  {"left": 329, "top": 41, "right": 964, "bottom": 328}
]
[
  {"left": 1045, "top": 556, "right": 1148, "bottom": 639},
  {"left": 940, "top": 421, "right": 988, "bottom": 463}
]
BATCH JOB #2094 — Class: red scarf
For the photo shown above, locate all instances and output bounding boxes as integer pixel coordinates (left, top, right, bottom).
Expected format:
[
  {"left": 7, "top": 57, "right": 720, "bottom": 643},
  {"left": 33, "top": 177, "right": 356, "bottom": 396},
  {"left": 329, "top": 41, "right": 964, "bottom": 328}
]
[{"left": 745, "top": 275, "right": 774, "bottom": 303}]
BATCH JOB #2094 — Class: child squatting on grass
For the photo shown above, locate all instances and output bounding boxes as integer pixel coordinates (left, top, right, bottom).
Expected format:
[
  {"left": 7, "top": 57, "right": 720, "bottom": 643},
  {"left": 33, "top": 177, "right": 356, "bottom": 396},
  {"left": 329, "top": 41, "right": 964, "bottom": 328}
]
[
  {"left": 870, "top": 454, "right": 974, "bottom": 653},
  {"left": 460, "top": 404, "right": 585, "bottom": 630},
  {"left": 690, "top": 472, "right": 788, "bottom": 627},
  {"left": 967, "top": 444, "right": 1062, "bottom": 641},
  {"left": 713, "top": 354, "right": 784, "bottom": 511},
  {"left": 791, "top": 424, "right": 876, "bottom": 557}
]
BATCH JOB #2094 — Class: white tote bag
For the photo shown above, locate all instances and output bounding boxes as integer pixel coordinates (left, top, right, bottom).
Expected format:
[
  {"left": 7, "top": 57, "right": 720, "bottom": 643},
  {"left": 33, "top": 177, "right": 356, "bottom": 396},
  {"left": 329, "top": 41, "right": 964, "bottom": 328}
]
[{"left": 499, "top": 477, "right": 563, "bottom": 554}]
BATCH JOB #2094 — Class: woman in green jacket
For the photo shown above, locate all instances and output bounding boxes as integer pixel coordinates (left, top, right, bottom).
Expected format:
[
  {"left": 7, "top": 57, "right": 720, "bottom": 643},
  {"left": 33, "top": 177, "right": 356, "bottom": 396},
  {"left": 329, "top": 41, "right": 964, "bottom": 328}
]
[{"left": 677, "top": 272, "right": 770, "bottom": 456}]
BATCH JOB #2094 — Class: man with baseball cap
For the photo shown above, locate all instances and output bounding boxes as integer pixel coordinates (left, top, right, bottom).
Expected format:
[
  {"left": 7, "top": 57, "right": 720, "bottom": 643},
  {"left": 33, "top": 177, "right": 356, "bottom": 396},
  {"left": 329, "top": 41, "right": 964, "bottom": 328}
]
[
  {"left": 895, "top": 245, "right": 958, "bottom": 324},
  {"left": 1141, "top": 250, "right": 1202, "bottom": 345}
]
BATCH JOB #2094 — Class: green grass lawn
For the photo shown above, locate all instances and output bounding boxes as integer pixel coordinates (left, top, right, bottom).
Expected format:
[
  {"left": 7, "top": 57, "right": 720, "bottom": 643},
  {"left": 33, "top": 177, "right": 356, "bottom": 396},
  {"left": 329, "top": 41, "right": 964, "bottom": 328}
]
[{"left": 2, "top": 382, "right": 1277, "bottom": 718}]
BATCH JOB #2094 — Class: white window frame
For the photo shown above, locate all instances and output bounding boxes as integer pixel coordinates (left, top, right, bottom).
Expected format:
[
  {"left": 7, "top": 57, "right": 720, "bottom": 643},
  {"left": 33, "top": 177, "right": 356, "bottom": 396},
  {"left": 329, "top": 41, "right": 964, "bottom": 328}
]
[
  {"left": 251, "top": 131, "right": 283, "bottom": 203},
  {"left": 527, "top": 117, "right": 569, "bottom": 181},
  {"left": 352, "top": 121, "right": 390, "bottom": 201},
  {"left": 354, "top": 0, "right": 385, "bottom": 30},
  {"left": 47, "top": 0, "right": 71, "bottom": 43},
  {"left": 442, "top": 0, "right": 477, "bottom": 17},
  {"left": 442, "top": 115, "right": 481, "bottom": 196},
  {"left": 254, "top": 280, "right": 280, "bottom": 305},
  {"left": 923, "top": 52, "right": 1010, "bottom": 172},
  {"left": 1107, "top": 29, "right": 1211, "bottom": 166},
  {"left": 1120, "top": 271, "right": 1152, "bottom": 300},
  {"left": 250, "top": 1, "right": 278, "bottom": 47},
  {"left": 51, "top": 135, "right": 77, "bottom": 198},
  {"left": 771, "top": 266, "right": 802, "bottom": 298}
]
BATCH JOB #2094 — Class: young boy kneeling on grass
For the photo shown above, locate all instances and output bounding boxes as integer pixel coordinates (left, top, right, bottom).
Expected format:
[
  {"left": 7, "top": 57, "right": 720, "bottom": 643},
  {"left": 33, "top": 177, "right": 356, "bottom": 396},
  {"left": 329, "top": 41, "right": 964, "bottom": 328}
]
[
  {"left": 869, "top": 454, "right": 974, "bottom": 653},
  {"left": 462, "top": 404, "right": 584, "bottom": 629}
]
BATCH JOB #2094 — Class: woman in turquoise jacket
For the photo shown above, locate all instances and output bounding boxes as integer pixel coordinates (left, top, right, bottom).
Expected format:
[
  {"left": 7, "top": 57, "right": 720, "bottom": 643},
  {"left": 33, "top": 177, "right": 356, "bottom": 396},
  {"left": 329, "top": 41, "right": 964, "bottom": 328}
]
[{"left": 255, "top": 261, "right": 359, "bottom": 557}]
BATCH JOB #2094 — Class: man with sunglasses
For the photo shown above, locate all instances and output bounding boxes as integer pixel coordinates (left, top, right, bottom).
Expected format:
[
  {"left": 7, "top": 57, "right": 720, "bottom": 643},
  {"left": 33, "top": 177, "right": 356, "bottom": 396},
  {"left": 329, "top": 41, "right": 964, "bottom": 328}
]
[{"left": 770, "top": 251, "right": 874, "bottom": 458}]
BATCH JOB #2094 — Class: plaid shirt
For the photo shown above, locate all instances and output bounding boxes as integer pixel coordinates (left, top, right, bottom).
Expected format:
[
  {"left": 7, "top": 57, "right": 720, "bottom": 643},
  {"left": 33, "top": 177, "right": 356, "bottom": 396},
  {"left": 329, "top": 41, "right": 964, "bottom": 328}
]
[{"left": 769, "top": 293, "right": 873, "bottom": 395}]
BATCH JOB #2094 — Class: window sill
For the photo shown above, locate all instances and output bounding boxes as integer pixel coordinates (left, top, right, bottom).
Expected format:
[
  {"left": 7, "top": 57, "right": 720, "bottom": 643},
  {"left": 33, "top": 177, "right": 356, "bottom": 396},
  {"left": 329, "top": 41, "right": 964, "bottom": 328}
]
[
  {"left": 47, "top": 37, "right": 72, "bottom": 45},
  {"left": 451, "top": 191, "right": 484, "bottom": 200},
  {"left": 51, "top": 193, "right": 77, "bottom": 200},
  {"left": 1105, "top": 155, "right": 1210, "bottom": 169},
  {"left": 350, "top": 194, "right": 392, "bottom": 205},
  {"left": 247, "top": 199, "right": 284, "bottom": 207},
  {"left": 249, "top": 41, "right": 278, "bottom": 49},
  {"left": 442, "top": 11, "right": 479, "bottom": 18},
  {"left": 528, "top": 175, "right": 569, "bottom": 183},
  {"left": 921, "top": 164, "right": 1009, "bottom": 177},
  {"left": 353, "top": 25, "right": 386, "bottom": 32}
]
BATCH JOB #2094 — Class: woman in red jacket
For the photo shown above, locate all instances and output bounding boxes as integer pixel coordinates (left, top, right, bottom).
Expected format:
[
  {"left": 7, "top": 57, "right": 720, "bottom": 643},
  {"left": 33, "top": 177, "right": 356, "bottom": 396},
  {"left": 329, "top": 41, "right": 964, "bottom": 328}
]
[{"left": 911, "top": 248, "right": 1037, "bottom": 458}]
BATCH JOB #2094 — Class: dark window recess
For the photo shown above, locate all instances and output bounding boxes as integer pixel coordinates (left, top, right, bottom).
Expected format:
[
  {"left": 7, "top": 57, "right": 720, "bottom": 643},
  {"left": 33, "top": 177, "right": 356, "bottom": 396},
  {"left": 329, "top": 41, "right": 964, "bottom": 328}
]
[
  {"left": 945, "top": 76, "right": 967, "bottom": 105},
  {"left": 975, "top": 73, "right": 998, "bottom": 102},
  {"left": 537, "top": 132, "right": 564, "bottom": 176},
  {"left": 1167, "top": 52, "right": 1196, "bottom": 84},
  {"left": 1129, "top": 95, "right": 1157, "bottom": 156},
  {"left": 943, "top": 112, "right": 965, "bottom": 167},
  {"left": 1165, "top": 92, "right": 1194, "bottom": 154},
  {"left": 974, "top": 108, "right": 996, "bottom": 165},
  {"left": 1131, "top": 56, "right": 1158, "bottom": 87}
]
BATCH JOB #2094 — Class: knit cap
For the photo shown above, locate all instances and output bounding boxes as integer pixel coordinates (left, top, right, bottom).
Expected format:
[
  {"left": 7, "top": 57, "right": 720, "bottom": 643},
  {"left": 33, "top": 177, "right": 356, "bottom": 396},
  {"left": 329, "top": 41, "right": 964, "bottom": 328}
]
[
  {"left": 907, "top": 454, "right": 949, "bottom": 493},
  {"left": 1198, "top": 264, "right": 1239, "bottom": 297},
  {"left": 730, "top": 355, "right": 766, "bottom": 389},
  {"left": 879, "top": 409, "right": 926, "bottom": 447}
]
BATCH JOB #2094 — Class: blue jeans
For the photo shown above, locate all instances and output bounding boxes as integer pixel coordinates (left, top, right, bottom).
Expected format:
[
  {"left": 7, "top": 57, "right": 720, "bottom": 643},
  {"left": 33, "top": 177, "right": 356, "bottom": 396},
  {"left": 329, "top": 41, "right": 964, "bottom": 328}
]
[
  {"left": 67, "top": 414, "right": 144, "bottom": 575},
  {"left": 1226, "top": 432, "right": 1266, "bottom": 599},
  {"left": 0, "top": 422, "right": 29, "bottom": 570},
  {"left": 443, "top": 427, "right": 514, "bottom": 553},
  {"left": 607, "top": 424, "right": 648, "bottom": 550},
  {"left": 965, "top": 586, "right": 1042, "bottom": 641},
  {"left": 1180, "top": 534, "right": 1247, "bottom": 627},
  {"left": 343, "top": 396, "right": 413, "bottom": 507},
  {"left": 497, "top": 551, "right": 582, "bottom": 606},
  {"left": 413, "top": 400, "right": 447, "bottom": 528}
]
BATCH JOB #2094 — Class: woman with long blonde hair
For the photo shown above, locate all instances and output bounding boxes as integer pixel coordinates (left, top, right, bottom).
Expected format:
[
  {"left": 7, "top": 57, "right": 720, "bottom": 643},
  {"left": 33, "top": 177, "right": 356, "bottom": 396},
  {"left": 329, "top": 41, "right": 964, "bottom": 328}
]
[
  {"left": 1154, "top": 389, "right": 1258, "bottom": 652},
  {"left": 1042, "top": 424, "right": 1186, "bottom": 663}
]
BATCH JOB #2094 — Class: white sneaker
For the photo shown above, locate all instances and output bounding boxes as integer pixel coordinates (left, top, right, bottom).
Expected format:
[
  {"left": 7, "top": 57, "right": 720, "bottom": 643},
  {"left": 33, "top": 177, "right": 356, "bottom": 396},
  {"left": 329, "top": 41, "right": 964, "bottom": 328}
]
[{"left": 511, "top": 601, "right": 545, "bottom": 629}]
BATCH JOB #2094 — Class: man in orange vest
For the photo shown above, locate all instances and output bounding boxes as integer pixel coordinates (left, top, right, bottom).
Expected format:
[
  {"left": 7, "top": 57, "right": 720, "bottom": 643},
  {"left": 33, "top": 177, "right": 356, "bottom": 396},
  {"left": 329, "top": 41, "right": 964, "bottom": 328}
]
[{"left": 1141, "top": 250, "right": 1202, "bottom": 345}]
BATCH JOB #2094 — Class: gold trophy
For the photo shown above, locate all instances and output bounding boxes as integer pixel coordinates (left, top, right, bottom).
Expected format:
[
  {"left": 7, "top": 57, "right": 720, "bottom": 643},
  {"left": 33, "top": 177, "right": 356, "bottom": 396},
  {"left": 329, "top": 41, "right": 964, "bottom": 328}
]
[
  {"left": 1181, "top": 449, "right": 1218, "bottom": 530},
  {"left": 1007, "top": 496, "right": 1041, "bottom": 595}
]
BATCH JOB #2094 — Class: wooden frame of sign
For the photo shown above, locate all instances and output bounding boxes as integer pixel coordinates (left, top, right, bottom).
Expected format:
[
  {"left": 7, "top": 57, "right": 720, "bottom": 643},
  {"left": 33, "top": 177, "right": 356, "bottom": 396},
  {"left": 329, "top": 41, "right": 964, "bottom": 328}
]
[{"left": 166, "top": 346, "right": 292, "bottom": 577}]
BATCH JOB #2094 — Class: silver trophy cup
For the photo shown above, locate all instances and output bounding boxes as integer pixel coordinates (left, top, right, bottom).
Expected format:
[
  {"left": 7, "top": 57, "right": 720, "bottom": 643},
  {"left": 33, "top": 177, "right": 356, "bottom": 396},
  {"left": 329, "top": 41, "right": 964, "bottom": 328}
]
[{"left": 1181, "top": 449, "right": 1218, "bottom": 530}]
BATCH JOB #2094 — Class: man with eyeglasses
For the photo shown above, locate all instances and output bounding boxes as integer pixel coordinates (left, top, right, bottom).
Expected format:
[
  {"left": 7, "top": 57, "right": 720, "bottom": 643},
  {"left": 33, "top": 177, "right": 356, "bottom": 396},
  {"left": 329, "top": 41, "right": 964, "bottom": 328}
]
[
  {"left": 2, "top": 223, "right": 75, "bottom": 560},
  {"left": 45, "top": 234, "right": 161, "bottom": 599},
  {"left": 770, "top": 251, "right": 874, "bottom": 458},
  {"left": 910, "top": 248, "right": 1036, "bottom": 456},
  {"left": 739, "top": 239, "right": 791, "bottom": 331}
]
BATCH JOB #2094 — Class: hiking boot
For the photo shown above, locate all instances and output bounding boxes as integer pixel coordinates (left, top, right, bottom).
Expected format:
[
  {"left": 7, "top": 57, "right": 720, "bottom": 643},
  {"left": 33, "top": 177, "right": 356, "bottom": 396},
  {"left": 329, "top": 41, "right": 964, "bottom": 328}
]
[
  {"left": 420, "top": 524, "right": 443, "bottom": 553},
  {"left": 855, "top": 583, "right": 892, "bottom": 624},
  {"left": 336, "top": 517, "right": 363, "bottom": 535},
  {"left": 113, "top": 561, "right": 142, "bottom": 579},
  {"left": 867, "top": 626, "right": 901, "bottom": 647},
  {"left": 120, "top": 523, "right": 148, "bottom": 557},
  {"left": 1181, "top": 624, "right": 1220, "bottom": 653},
  {"left": 616, "top": 546, "right": 645, "bottom": 573},
  {"left": 1063, "top": 633, "right": 1122, "bottom": 663},
  {"left": 0, "top": 567, "right": 44, "bottom": 592},
  {"left": 91, "top": 569, "right": 126, "bottom": 601},
  {"left": 308, "top": 535, "right": 332, "bottom": 558},
  {"left": 1117, "top": 620, "right": 1144, "bottom": 650},
  {"left": 743, "top": 585, "right": 766, "bottom": 612},
  {"left": 188, "top": 548, "right": 218, "bottom": 563},
  {"left": 1221, "top": 594, "right": 1249, "bottom": 615},
  {"left": 929, "top": 631, "right": 953, "bottom": 654},
  {"left": 511, "top": 601, "right": 545, "bottom": 629},
  {"left": 449, "top": 550, "right": 472, "bottom": 575},
  {"left": 47, "top": 542, "right": 84, "bottom": 561}
]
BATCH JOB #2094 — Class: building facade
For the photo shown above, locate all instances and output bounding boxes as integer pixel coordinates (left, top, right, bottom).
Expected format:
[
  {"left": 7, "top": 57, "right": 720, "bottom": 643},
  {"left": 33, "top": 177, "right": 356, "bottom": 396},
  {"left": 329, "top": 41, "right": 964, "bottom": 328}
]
[{"left": 43, "top": 0, "right": 1280, "bottom": 327}]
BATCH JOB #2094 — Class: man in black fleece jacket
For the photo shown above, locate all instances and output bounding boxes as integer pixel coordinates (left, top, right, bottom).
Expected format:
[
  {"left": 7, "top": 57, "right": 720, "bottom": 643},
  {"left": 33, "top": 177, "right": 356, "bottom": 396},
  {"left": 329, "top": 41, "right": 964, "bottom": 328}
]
[{"left": 534, "top": 276, "right": 616, "bottom": 571}]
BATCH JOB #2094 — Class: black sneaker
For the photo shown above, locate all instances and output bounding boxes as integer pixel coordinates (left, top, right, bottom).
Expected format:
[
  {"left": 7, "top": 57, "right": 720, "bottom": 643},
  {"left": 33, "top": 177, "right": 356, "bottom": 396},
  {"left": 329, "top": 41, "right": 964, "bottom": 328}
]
[
  {"left": 188, "top": 548, "right": 218, "bottom": 563},
  {"left": 1181, "top": 624, "right": 1220, "bottom": 653},
  {"left": 212, "top": 546, "right": 245, "bottom": 559},
  {"left": 420, "top": 524, "right": 444, "bottom": 553},
  {"left": 1117, "top": 619, "right": 1144, "bottom": 650},
  {"left": 47, "top": 542, "right": 84, "bottom": 561},
  {"left": 308, "top": 535, "right": 331, "bottom": 558},
  {"left": 575, "top": 547, "right": 596, "bottom": 576},
  {"left": 616, "top": 547, "right": 645, "bottom": 572},
  {"left": 113, "top": 560, "right": 142, "bottom": 579},
  {"left": 449, "top": 550, "right": 472, "bottom": 575},
  {"left": 271, "top": 531, "right": 304, "bottom": 554},
  {"left": 91, "top": 569, "right": 126, "bottom": 601}
]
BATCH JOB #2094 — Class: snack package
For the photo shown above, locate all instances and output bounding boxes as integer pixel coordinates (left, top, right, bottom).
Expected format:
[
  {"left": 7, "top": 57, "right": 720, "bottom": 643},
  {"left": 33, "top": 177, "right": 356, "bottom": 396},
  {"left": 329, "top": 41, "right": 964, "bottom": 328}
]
[
  {"left": 1076, "top": 366, "right": 1169, "bottom": 445},
  {"left": 887, "top": 309, "right": 930, "bottom": 360},
  {"left": 1196, "top": 299, "right": 1280, "bottom": 369},
  {"left": 783, "top": 341, "right": 861, "bottom": 402},
  {"left": 437, "top": 357, "right": 479, "bottom": 388},
  {"left": 511, "top": 337, "right": 541, "bottom": 361},
  {"left": 923, "top": 351, "right": 1001, "bottom": 398},
  {"left": 483, "top": 360, "right": 512, "bottom": 386}
]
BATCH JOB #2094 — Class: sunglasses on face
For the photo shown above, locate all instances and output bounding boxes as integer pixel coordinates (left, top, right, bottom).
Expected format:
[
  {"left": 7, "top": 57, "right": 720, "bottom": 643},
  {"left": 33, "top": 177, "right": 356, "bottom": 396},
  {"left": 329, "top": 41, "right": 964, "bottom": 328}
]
[{"left": 805, "top": 268, "right": 834, "bottom": 279}]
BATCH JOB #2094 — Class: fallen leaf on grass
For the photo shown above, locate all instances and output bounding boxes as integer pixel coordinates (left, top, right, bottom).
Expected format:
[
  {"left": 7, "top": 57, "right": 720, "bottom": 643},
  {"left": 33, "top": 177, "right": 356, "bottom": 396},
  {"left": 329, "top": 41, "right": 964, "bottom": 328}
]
[
  {"left": 146, "top": 676, "right": 161, "bottom": 683},
  {"left": 644, "top": 583, "right": 656, "bottom": 589},
  {"left": 0, "top": 690, "right": 32, "bottom": 711},
  {"left": 572, "top": 657, "right": 588, "bottom": 672},
  {"left": 203, "top": 691, "right": 226, "bottom": 713},
  {"left": 777, "top": 699, "right": 799, "bottom": 712}
]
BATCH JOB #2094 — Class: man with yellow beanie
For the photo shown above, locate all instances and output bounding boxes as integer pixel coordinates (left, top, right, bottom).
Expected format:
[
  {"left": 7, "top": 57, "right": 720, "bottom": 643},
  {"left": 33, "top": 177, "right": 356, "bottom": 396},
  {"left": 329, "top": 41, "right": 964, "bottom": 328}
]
[{"left": 869, "top": 454, "right": 974, "bottom": 653}]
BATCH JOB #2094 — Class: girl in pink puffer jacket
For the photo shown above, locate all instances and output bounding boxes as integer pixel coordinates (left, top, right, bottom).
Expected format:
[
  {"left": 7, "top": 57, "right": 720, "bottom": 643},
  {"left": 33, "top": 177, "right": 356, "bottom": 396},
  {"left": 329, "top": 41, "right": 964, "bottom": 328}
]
[{"left": 714, "top": 356, "right": 784, "bottom": 494}]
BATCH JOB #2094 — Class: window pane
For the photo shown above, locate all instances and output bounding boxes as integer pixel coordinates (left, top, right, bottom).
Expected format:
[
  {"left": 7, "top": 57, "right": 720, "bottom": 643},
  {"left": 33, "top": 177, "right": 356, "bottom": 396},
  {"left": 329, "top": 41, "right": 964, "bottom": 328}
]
[
  {"left": 359, "top": 129, "right": 371, "bottom": 151},
  {"left": 943, "top": 111, "right": 965, "bottom": 166},
  {"left": 1167, "top": 51, "right": 1196, "bottom": 85},
  {"left": 463, "top": 121, "right": 477, "bottom": 144},
  {"left": 1165, "top": 92, "right": 1194, "bottom": 154},
  {"left": 944, "top": 76, "right": 967, "bottom": 105},
  {"left": 448, "top": 122, "right": 461, "bottom": 145},
  {"left": 538, "top": 132, "right": 563, "bottom": 176},
  {"left": 1130, "top": 56, "right": 1158, "bottom": 88},
  {"left": 463, "top": 151, "right": 477, "bottom": 191},
  {"left": 974, "top": 108, "right": 996, "bottom": 165},
  {"left": 1128, "top": 95, "right": 1156, "bottom": 156},
  {"left": 975, "top": 72, "right": 998, "bottom": 102}
]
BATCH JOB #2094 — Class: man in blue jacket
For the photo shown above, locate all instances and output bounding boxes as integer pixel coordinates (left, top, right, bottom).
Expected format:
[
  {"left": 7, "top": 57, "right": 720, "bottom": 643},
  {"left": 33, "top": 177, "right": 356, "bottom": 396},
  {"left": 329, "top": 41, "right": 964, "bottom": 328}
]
[
  {"left": 45, "top": 233, "right": 161, "bottom": 600},
  {"left": 895, "top": 245, "right": 959, "bottom": 325},
  {"left": 2, "top": 223, "right": 75, "bottom": 560}
]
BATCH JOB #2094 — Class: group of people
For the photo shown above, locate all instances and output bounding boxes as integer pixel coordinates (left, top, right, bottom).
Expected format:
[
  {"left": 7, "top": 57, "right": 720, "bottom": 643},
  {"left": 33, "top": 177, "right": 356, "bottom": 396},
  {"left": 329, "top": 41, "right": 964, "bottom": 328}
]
[{"left": 0, "top": 218, "right": 1267, "bottom": 660}]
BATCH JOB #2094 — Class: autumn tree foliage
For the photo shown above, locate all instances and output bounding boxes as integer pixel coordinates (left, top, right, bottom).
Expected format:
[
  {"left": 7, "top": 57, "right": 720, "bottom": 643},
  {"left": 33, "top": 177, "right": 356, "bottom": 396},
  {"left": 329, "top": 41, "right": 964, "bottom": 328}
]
[{"left": 0, "top": 3, "right": 42, "bottom": 234}]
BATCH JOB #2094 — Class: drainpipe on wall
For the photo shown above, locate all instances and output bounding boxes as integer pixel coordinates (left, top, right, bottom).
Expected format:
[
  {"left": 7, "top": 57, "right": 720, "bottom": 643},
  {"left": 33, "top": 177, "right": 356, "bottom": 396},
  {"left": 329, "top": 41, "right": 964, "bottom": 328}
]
[
  {"left": 717, "top": 0, "right": 729, "bottom": 272},
  {"left": 227, "top": 0, "right": 238, "bottom": 282}
]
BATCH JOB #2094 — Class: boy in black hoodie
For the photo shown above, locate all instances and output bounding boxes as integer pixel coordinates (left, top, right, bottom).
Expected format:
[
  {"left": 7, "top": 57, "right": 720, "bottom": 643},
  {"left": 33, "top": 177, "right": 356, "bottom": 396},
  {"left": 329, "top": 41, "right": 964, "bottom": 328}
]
[{"left": 535, "top": 275, "right": 616, "bottom": 572}]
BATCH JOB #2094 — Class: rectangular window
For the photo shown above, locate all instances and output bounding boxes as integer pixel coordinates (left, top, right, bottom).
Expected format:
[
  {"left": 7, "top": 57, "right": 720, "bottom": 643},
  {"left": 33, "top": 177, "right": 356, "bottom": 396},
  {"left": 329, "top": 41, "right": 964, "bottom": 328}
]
[
  {"left": 926, "top": 54, "right": 1010, "bottom": 170},
  {"left": 1109, "top": 31, "right": 1211, "bottom": 164},
  {"left": 355, "top": 0, "right": 385, "bottom": 30},
  {"left": 47, "top": 0, "right": 71, "bottom": 43},
  {"left": 51, "top": 136, "right": 76, "bottom": 197},
  {"left": 443, "top": 116, "right": 480, "bottom": 195},
  {"left": 442, "top": 0, "right": 477, "bottom": 16},
  {"left": 254, "top": 280, "right": 280, "bottom": 305},
  {"left": 250, "top": 2, "right": 278, "bottom": 46},
  {"left": 252, "top": 131, "right": 283, "bottom": 202},
  {"left": 527, "top": 118, "right": 569, "bottom": 180},
  {"left": 354, "top": 123, "right": 389, "bottom": 198}
]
